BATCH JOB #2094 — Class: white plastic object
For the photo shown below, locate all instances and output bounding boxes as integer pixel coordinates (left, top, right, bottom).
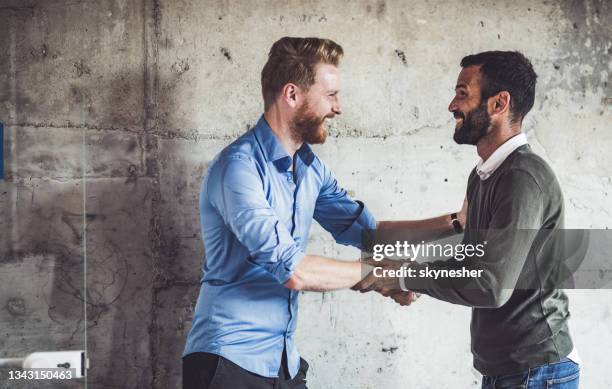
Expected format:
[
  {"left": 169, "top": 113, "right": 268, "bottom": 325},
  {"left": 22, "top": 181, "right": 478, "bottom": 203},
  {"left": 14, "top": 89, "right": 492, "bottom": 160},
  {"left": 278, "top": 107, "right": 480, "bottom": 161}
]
[{"left": 0, "top": 350, "right": 88, "bottom": 378}]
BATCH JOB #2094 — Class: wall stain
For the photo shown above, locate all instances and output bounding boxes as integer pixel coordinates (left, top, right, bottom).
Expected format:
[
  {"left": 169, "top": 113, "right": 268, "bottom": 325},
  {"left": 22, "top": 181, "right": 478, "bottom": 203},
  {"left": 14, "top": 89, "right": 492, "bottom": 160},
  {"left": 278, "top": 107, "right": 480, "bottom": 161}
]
[
  {"left": 29, "top": 44, "right": 48, "bottom": 59},
  {"left": 73, "top": 60, "right": 92, "bottom": 78},
  {"left": 381, "top": 346, "right": 398, "bottom": 353},
  {"left": 61, "top": 212, "right": 84, "bottom": 245},
  {"left": 556, "top": 0, "right": 611, "bottom": 93},
  {"left": 395, "top": 49, "right": 407, "bottom": 66},
  {"left": 171, "top": 59, "right": 190, "bottom": 76},
  {"left": 6, "top": 297, "right": 27, "bottom": 316},
  {"left": 69, "top": 84, "right": 84, "bottom": 104},
  {"left": 220, "top": 47, "right": 232, "bottom": 62},
  {"left": 377, "top": 0, "right": 386, "bottom": 19}
]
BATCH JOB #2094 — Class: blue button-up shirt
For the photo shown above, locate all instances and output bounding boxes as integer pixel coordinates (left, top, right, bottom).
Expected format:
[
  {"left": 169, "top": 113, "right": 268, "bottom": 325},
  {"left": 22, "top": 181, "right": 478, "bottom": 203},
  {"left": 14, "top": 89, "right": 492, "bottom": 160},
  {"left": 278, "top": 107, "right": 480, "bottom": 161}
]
[{"left": 183, "top": 115, "right": 376, "bottom": 378}]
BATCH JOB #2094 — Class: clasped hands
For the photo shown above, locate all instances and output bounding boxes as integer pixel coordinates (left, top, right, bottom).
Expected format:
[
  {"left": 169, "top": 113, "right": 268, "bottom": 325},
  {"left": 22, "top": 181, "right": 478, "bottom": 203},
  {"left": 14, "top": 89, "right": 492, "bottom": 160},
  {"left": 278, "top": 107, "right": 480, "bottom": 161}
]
[{"left": 351, "top": 259, "right": 420, "bottom": 306}]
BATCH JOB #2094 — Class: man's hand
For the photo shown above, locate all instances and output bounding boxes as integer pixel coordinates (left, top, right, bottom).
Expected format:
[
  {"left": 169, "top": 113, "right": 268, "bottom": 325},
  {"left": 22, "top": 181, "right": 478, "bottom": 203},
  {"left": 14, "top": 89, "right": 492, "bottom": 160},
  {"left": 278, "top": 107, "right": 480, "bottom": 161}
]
[
  {"left": 351, "top": 259, "right": 421, "bottom": 306},
  {"left": 351, "top": 259, "right": 404, "bottom": 295},
  {"left": 386, "top": 290, "right": 421, "bottom": 306}
]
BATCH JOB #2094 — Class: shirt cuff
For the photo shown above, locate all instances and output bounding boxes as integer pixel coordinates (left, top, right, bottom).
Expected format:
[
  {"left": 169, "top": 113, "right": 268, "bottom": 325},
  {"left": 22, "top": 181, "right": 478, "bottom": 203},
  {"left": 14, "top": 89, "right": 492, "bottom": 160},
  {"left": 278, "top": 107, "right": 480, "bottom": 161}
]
[
  {"left": 334, "top": 201, "right": 377, "bottom": 250},
  {"left": 399, "top": 262, "right": 411, "bottom": 292},
  {"left": 273, "top": 250, "right": 306, "bottom": 285}
]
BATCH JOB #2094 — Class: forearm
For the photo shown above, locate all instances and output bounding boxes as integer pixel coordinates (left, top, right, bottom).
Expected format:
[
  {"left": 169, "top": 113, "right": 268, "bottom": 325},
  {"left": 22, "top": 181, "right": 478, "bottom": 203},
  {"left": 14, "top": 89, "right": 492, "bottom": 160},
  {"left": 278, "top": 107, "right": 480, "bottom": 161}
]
[
  {"left": 409, "top": 265, "right": 511, "bottom": 309},
  {"left": 406, "top": 229, "right": 539, "bottom": 307},
  {"left": 377, "top": 213, "right": 454, "bottom": 230},
  {"left": 284, "top": 255, "right": 371, "bottom": 292},
  {"left": 376, "top": 214, "right": 458, "bottom": 242}
]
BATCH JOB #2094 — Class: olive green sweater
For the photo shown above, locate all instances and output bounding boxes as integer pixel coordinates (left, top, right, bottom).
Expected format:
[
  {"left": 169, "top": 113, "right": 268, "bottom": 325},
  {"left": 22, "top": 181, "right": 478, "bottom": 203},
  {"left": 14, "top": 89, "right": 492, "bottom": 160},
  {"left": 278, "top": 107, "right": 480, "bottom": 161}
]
[{"left": 410, "top": 144, "right": 573, "bottom": 375}]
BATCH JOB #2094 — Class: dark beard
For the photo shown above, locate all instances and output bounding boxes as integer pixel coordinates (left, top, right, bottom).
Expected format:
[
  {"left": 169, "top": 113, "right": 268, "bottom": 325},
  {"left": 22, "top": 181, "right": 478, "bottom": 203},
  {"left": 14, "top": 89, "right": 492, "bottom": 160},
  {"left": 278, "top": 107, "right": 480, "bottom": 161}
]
[
  {"left": 290, "top": 102, "right": 328, "bottom": 145},
  {"left": 453, "top": 101, "right": 491, "bottom": 145}
]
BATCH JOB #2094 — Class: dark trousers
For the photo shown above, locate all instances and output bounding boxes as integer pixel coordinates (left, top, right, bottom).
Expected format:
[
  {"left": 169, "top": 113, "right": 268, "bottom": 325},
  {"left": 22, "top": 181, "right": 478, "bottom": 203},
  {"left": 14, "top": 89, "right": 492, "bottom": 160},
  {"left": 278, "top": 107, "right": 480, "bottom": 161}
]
[{"left": 183, "top": 350, "right": 308, "bottom": 389}]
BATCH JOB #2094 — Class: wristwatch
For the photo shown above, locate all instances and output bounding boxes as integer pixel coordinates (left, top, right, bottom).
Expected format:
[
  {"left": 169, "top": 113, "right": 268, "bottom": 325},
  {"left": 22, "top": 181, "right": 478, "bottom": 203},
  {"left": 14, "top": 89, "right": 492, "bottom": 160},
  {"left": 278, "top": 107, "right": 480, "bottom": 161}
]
[{"left": 450, "top": 212, "right": 464, "bottom": 234}]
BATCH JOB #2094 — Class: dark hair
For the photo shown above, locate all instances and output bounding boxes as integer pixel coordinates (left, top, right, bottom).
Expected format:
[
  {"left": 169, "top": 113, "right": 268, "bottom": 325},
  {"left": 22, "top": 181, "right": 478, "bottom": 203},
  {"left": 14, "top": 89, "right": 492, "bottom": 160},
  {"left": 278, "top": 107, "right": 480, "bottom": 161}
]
[
  {"left": 460, "top": 51, "right": 537, "bottom": 123},
  {"left": 261, "top": 37, "right": 343, "bottom": 110}
]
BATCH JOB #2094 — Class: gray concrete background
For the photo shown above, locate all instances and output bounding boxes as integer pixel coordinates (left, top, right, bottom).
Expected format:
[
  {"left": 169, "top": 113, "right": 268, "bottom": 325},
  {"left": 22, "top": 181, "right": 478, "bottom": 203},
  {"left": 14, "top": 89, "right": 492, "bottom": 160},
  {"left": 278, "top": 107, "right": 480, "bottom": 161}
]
[{"left": 0, "top": 0, "right": 610, "bottom": 388}]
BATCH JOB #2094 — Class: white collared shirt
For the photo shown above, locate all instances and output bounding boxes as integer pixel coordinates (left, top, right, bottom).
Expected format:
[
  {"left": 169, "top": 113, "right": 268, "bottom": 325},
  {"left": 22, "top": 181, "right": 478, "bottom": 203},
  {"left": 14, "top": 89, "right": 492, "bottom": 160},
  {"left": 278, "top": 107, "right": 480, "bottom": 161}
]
[
  {"left": 475, "top": 133, "right": 528, "bottom": 180},
  {"left": 472, "top": 132, "right": 582, "bottom": 365}
]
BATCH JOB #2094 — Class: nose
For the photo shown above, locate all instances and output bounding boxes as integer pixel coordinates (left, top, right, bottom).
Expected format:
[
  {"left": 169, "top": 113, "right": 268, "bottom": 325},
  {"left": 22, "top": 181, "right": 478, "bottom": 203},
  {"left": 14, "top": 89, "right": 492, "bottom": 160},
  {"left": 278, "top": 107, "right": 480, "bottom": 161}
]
[
  {"left": 448, "top": 97, "right": 458, "bottom": 113},
  {"left": 332, "top": 96, "right": 342, "bottom": 115}
]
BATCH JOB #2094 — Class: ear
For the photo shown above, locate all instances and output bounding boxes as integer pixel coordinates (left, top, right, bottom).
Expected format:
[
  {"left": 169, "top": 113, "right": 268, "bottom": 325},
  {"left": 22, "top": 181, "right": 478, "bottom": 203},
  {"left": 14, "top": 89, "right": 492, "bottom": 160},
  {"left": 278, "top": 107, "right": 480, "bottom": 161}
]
[
  {"left": 281, "top": 83, "right": 302, "bottom": 109},
  {"left": 490, "top": 91, "right": 511, "bottom": 116}
]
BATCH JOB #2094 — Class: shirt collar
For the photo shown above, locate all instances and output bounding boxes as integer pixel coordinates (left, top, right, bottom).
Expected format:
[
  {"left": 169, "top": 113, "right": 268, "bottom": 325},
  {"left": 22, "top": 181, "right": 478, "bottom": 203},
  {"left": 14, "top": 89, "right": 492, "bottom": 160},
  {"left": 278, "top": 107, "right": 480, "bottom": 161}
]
[
  {"left": 253, "top": 115, "right": 315, "bottom": 172},
  {"left": 476, "top": 133, "right": 528, "bottom": 180}
]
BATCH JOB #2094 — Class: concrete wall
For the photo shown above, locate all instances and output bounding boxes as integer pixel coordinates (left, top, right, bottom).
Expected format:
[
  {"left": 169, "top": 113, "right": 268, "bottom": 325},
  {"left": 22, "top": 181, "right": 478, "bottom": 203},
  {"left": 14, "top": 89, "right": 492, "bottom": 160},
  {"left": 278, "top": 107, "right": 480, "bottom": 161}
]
[{"left": 0, "top": 0, "right": 610, "bottom": 388}]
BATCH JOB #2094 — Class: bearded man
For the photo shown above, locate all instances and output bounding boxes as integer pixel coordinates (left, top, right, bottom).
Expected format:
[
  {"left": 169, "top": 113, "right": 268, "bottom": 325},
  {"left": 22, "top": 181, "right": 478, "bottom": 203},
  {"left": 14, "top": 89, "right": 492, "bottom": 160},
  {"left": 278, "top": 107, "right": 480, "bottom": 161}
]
[{"left": 356, "top": 51, "right": 581, "bottom": 389}]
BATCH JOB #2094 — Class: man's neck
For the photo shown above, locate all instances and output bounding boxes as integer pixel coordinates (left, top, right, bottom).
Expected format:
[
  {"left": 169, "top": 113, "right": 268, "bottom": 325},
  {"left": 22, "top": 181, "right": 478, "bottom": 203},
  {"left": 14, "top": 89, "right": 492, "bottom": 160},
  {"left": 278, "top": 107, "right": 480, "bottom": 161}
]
[
  {"left": 264, "top": 109, "right": 302, "bottom": 158},
  {"left": 477, "top": 124, "right": 522, "bottom": 161}
]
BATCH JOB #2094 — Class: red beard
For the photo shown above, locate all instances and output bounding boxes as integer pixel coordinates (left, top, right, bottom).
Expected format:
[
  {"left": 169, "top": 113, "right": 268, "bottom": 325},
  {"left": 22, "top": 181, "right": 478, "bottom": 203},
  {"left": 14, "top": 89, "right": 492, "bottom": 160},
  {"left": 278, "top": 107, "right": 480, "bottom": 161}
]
[{"left": 290, "top": 102, "right": 328, "bottom": 145}]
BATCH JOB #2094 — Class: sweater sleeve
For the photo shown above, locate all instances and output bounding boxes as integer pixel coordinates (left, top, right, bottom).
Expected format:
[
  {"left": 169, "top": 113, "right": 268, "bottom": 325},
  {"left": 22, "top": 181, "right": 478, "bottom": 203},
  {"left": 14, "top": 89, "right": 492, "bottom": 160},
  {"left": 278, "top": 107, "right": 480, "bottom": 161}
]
[{"left": 406, "top": 169, "right": 544, "bottom": 308}]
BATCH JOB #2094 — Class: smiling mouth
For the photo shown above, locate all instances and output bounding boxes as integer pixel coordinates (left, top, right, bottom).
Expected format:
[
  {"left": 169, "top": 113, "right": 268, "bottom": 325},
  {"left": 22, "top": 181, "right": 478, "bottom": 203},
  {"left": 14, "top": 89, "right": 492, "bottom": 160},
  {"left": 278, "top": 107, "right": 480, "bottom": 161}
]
[
  {"left": 321, "top": 115, "right": 334, "bottom": 125},
  {"left": 454, "top": 116, "right": 464, "bottom": 129},
  {"left": 453, "top": 112, "right": 464, "bottom": 128}
]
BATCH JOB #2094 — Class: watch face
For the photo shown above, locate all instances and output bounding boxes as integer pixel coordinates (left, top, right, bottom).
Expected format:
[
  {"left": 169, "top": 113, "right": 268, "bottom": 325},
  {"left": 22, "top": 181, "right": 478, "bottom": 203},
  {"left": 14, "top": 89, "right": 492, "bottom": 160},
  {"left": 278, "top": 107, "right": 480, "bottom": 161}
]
[{"left": 452, "top": 219, "right": 464, "bottom": 233}]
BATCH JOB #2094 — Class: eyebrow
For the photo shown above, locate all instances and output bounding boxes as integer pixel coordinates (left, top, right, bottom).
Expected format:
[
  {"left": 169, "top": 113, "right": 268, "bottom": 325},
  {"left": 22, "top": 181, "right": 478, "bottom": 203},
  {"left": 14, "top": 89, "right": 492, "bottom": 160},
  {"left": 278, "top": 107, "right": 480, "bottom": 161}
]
[{"left": 455, "top": 83, "right": 468, "bottom": 90}]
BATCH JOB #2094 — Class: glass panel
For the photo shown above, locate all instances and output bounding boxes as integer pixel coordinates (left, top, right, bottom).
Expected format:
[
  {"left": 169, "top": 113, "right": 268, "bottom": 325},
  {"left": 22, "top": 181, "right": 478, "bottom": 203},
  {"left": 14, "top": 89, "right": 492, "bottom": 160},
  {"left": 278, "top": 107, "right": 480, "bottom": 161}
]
[{"left": 0, "top": 5, "right": 87, "bottom": 388}]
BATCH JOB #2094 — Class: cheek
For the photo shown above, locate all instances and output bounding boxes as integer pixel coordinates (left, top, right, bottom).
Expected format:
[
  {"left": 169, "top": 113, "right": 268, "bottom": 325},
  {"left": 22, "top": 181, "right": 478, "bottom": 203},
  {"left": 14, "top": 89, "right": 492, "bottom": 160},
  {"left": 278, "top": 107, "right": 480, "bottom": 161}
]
[
  {"left": 459, "top": 103, "right": 476, "bottom": 116},
  {"left": 305, "top": 94, "right": 326, "bottom": 113},
  {"left": 311, "top": 100, "right": 329, "bottom": 117}
]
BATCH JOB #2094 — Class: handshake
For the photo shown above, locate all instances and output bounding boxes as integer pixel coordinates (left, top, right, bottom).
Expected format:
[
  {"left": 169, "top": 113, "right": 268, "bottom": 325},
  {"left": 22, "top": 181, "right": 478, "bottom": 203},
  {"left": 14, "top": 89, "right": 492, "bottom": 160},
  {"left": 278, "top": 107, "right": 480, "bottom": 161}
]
[{"left": 351, "top": 259, "right": 421, "bottom": 307}]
